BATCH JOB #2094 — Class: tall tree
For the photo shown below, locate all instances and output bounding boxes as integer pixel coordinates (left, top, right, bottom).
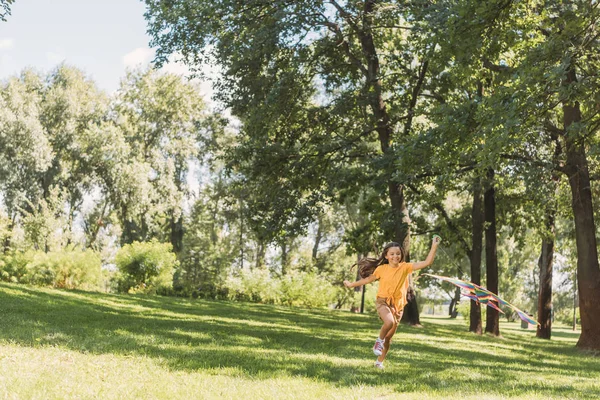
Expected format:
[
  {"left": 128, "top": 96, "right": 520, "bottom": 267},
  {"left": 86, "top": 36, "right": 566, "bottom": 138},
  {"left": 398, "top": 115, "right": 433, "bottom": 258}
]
[
  {"left": 0, "top": 66, "right": 108, "bottom": 250},
  {"left": 112, "top": 68, "right": 209, "bottom": 249},
  {"left": 144, "top": 0, "right": 439, "bottom": 323},
  {"left": 484, "top": 168, "right": 500, "bottom": 335},
  {"left": 443, "top": 0, "right": 600, "bottom": 349}
]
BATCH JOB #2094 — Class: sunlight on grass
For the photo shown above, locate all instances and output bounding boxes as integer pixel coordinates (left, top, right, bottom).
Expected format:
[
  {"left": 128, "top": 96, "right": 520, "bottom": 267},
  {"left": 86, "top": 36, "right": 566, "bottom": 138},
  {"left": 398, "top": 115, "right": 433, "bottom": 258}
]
[{"left": 0, "top": 282, "right": 598, "bottom": 400}]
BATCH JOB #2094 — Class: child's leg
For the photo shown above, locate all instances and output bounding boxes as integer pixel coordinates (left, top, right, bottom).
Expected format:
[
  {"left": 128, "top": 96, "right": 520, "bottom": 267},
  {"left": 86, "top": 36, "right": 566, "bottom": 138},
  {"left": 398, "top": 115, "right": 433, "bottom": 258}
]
[
  {"left": 376, "top": 300, "right": 396, "bottom": 340},
  {"left": 377, "top": 311, "right": 402, "bottom": 362}
]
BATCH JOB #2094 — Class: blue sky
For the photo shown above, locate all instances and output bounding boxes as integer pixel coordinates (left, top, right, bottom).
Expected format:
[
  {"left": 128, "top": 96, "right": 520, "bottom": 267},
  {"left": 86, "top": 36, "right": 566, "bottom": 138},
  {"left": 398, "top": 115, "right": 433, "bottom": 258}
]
[{"left": 0, "top": 0, "right": 208, "bottom": 94}]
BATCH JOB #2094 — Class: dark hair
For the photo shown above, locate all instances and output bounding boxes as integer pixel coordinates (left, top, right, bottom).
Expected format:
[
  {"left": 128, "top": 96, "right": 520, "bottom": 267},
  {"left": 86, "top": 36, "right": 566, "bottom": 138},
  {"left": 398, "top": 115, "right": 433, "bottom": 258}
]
[{"left": 355, "top": 242, "right": 404, "bottom": 278}]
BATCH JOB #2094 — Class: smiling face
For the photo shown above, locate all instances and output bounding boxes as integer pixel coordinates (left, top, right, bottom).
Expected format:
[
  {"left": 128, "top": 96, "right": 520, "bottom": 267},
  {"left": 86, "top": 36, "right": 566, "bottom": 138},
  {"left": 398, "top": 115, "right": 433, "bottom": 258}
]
[{"left": 385, "top": 246, "right": 403, "bottom": 265}]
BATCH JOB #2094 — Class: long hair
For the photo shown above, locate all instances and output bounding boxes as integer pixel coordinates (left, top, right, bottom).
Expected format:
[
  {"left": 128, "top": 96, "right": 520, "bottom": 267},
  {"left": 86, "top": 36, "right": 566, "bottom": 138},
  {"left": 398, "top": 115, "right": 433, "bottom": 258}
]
[{"left": 355, "top": 242, "right": 404, "bottom": 278}]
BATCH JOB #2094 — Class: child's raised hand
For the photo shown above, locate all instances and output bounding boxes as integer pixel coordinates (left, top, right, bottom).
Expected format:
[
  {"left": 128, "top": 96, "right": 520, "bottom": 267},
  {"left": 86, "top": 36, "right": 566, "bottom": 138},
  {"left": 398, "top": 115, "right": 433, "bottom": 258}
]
[{"left": 432, "top": 234, "right": 442, "bottom": 245}]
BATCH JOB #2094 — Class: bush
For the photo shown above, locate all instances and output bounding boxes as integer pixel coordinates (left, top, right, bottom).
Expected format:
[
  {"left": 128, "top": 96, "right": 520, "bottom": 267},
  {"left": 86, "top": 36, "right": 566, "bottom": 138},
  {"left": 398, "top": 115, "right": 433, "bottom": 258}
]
[
  {"left": 0, "top": 251, "right": 32, "bottom": 283},
  {"left": 225, "top": 267, "right": 279, "bottom": 303},
  {"left": 224, "top": 268, "right": 335, "bottom": 308},
  {"left": 279, "top": 270, "right": 335, "bottom": 308},
  {"left": 0, "top": 249, "right": 102, "bottom": 290},
  {"left": 115, "top": 240, "right": 178, "bottom": 294},
  {"left": 554, "top": 307, "right": 579, "bottom": 326},
  {"left": 457, "top": 301, "right": 488, "bottom": 327}
]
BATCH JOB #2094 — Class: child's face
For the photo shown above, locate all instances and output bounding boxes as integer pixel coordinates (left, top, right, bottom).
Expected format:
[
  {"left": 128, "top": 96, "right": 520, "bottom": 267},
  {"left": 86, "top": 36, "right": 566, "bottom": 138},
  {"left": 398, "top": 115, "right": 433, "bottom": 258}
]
[{"left": 386, "top": 247, "right": 402, "bottom": 264}]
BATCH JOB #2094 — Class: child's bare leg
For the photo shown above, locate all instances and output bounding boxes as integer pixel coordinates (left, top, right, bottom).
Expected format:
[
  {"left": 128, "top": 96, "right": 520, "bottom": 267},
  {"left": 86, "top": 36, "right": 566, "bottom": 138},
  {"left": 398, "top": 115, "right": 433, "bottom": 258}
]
[
  {"left": 377, "top": 311, "right": 402, "bottom": 362},
  {"left": 377, "top": 308, "right": 396, "bottom": 340}
]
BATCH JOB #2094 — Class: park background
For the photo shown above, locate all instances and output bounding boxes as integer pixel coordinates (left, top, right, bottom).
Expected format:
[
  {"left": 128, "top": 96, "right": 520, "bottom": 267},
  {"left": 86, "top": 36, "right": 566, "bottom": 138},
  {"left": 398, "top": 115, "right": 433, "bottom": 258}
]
[{"left": 1, "top": 1, "right": 599, "bottom": 398}]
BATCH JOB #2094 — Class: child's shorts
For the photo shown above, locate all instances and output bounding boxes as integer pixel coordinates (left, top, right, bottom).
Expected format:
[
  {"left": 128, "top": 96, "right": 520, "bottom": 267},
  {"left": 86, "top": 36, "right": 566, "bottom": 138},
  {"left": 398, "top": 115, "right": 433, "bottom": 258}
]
[{"left": 375, "top": 297, "right": 403, "bottom": 323}]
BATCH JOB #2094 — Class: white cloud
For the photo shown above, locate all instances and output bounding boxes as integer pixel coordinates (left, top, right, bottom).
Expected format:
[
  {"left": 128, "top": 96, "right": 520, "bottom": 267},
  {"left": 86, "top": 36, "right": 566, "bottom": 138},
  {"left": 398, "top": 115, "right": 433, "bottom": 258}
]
[
  {"left": 123, "top": 47, "right": 154, "bottom": 68},
  {"left": 0, "top": 38, "right": 15, "bottom": 50}
]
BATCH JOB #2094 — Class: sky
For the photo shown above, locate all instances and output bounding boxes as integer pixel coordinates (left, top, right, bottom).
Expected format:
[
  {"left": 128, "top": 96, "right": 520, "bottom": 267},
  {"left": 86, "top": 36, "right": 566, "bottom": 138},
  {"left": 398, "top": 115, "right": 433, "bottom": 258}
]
[{"left": 0, "top": 0, "right": 212, "bottom": 96}]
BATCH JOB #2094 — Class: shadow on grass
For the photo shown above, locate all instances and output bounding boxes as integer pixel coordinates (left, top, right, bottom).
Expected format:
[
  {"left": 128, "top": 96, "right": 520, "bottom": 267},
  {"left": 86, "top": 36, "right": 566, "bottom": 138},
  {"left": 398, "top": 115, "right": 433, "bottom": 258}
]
[{"left": 1, "top": 283, "right": 598, "bottom": 397}]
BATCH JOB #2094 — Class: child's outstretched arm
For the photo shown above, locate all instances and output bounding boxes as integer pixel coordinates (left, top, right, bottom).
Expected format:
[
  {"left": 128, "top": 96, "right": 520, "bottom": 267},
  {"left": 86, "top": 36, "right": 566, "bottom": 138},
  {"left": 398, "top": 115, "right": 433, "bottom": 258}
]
[
  {"left": 344, "top": 274, "right": 378, "bottom": 288},
  {"left": 412, "top": 235, "right": 442, "bottom": 271}
]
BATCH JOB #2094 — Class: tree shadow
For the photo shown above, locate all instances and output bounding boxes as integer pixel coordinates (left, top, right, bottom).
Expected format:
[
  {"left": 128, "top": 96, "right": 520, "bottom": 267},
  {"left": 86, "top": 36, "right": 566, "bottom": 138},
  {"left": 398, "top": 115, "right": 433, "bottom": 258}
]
[{"left": 1, "top": 283, "right": 598, "bottom": 397}]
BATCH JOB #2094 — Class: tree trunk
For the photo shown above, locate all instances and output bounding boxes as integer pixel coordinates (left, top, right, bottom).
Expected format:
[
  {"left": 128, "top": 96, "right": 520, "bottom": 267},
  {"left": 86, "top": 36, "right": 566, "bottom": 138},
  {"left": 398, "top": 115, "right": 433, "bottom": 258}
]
[
  {"left": 255, "top": 241, "right": 265, "bottom": 270},
  {"left": 358, "top": 1, "right": 420, "bottom": 325},
  {"left": 562, "top": 66, "right": 600, "bottom": 350},
  {"left": 398, "top": 195, "right": 421, "bottom": 326},
  {"left": 449, "top": 287, "right": 460, "bottom": 318},
  {"left": 2, "top": 214, "right": 15, "bottom": 254},
  {"left": 470, "top": 177, "right": 484, "bottom": 334},
  {"left": 573, "top": 271, "right": 578, "bottom": 331},
  {"left": 120, "top": 203, "right": 138, "bottom": 245},
  {"left": 281, "top": 240, "right": 288, "bottom": 275},
  {"left": 170, "top": 214, "right": 184, "bottom": 253},
  {"left": 401, "top": 281, "right": 421, "bottom": 325},
  {"left": 312, "top": 217, "right": 322, "bottom": 261},
  {"left": 536, "top": 211, "right": 554, "bottom": 339},
  {"left": 484, "top": 168, "right": 500, "bottom": 336},
  {"left": 239, "top": 197, "right": 244, "bottom": 269}
]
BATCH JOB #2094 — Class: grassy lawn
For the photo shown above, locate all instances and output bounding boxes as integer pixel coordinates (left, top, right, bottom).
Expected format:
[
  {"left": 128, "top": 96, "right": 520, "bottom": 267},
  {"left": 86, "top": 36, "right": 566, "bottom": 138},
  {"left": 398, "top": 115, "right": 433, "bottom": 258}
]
[{"left": 0, "top": 282, "right": 597, "bottom": 399}]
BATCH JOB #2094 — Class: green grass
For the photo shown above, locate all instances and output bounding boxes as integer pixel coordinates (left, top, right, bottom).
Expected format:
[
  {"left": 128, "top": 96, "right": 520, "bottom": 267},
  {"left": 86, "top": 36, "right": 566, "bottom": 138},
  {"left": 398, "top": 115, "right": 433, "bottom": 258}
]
[{"left": 0, "top": 282, "right": 597, "bottom": 399}]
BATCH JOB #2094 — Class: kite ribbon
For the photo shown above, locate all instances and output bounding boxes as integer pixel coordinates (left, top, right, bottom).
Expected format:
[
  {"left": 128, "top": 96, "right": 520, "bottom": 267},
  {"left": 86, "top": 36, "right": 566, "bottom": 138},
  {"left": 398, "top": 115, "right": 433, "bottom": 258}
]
[{"left": 423, "top": 273, "right": 540, "bottom": 326}]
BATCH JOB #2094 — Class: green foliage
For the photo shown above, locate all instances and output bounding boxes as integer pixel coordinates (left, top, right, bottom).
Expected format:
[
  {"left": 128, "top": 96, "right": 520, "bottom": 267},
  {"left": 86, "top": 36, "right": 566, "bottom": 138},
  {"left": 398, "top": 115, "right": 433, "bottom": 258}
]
[
  {"left": 554, "top": 299, "right": 579, "bottom": 327},
  {"left": 225, "top": 267, "right": 279, "bottom": 304},
  {"left": 0, "top": 251, "right": 30, "bottom": 283},
  {"left": 224, "top": 267, "right": 335, "bottom": 308},
  {"left": 111, "top": 68, "right": 211, "bottom": 248},
  {"left": 175, "top": 182, "right": 237, "bottom": 297},
  {"left": 144, "top": 0, "right": 436, "bottom": 249},
  {"left": 456, "top": 301, "right": 487, "bottom": 328},
  {"left": 279, "top": 270, "right": 335, "bottom": 308},
  {"left": 0, "top": 0, "right": 15, "bottom": 21},
  {"left": 0, "top": 248, "right": 102, "bottom": 289},
  {"left": 115, "top": 240, "right": 178, "bottom": 294}
]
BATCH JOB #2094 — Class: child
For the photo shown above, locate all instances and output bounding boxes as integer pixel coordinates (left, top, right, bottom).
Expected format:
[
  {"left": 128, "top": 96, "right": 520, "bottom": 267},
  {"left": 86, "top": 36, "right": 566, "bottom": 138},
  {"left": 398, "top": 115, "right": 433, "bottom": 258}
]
[{"left": 344, "top": 235, "right": 441, "bottom": 370}]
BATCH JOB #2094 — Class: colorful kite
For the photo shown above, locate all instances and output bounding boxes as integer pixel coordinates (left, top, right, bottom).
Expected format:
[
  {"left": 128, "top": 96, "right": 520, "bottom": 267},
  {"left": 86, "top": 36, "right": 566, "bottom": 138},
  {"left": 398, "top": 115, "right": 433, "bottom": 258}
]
[{"left": 423, "top": 273, "right": 539, "bottom": 326}]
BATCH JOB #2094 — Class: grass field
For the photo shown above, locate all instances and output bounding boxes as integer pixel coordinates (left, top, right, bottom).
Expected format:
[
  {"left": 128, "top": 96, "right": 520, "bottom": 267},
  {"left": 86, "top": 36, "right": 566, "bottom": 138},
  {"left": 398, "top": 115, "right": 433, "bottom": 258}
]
[{"left": 0, "top": 282, "right": 598, "bottom": 399}]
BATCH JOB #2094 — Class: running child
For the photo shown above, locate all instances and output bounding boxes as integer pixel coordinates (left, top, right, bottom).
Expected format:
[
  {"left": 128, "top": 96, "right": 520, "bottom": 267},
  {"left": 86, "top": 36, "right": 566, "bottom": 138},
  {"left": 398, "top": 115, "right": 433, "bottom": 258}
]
[{"left": 343, "top": 235, "right": 442, "bottom": 369}]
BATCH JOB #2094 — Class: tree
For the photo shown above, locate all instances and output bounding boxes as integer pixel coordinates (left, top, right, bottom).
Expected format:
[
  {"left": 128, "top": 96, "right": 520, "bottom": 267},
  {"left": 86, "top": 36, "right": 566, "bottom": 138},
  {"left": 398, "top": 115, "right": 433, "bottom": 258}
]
[
  {"left": 429, "top": 0, "right": 600, "bottom": 349},
  {"left": 0, "top": 71, "right": 52, "bottom": 252},
  {"left": 476, "top": 0, "right": 600, "bottom": 350},
  {"left": 0, "top": 0, "right": 15, "bottom": 21},
  {"left": 144, "top": 0, "right": 444, "bottom": 323},
  {"left": 111, "top": 68, "right": 210, "bottom": 249},
  {"left": 0, "top": 66, "right": 108, "bottom": 251}
]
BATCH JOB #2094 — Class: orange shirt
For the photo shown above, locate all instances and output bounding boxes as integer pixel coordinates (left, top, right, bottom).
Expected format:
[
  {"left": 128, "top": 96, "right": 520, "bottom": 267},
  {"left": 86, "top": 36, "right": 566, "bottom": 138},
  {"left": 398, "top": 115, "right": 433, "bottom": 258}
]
[{"left": 373, "top": 262, "right": 413, "bottom": 311}]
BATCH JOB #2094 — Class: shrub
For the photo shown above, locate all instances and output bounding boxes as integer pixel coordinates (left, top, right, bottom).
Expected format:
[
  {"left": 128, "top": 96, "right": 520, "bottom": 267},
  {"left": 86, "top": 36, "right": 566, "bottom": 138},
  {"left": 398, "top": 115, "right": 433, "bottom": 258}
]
[
  {"left": 279, "top": 270, "right": 335, "bottom": 308},
  {"left": 0, "top": 249, "right": 102, "bottom": 290},
  {"left": 224, "top": 268, "right": 336, "bottom": 308},
  {"left": 554, "top": 307, "right": 579, "bottom": 326},
  {"left": 457, "top": 301, "right": 488, "bottom": 327},
  {"left": 0, "top": 251, "right": 32, "bottom": 283},
  {"left": 225, "top": 267, "right": 279, "bottom": 303},
  {"left": 115, "top": 240, "right": 178, "bottom": 294}
]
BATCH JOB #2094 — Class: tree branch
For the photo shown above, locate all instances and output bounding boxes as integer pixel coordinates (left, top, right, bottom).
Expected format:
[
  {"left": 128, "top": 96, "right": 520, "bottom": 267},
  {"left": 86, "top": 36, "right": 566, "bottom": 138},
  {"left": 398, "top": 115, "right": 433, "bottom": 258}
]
[
  {"left": 318, "top": 14, "right": 368, "bottom": 76},
  {"left": 405, "top": 182, "right": 472, "bottom": 258},
  {"left": 482, "top": 58, "right": 514, "bottom": 74},
  {"left": 403, "top": 58, "right": 429, "bottom": 136},
  {"left": 328, "top": 0, "right": 361, "bottom": 33}
]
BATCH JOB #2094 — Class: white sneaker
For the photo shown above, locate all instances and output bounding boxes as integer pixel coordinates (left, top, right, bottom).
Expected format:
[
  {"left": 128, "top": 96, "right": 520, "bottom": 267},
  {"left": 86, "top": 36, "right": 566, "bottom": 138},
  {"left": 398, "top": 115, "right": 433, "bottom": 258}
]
[
  {"left": 372, "top": 338, "right": 384, "bottom": 356},
  {"left": 374, "top": 361, "right": 384, "bottom": 370}
]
